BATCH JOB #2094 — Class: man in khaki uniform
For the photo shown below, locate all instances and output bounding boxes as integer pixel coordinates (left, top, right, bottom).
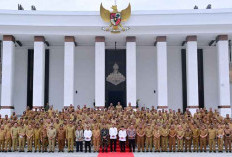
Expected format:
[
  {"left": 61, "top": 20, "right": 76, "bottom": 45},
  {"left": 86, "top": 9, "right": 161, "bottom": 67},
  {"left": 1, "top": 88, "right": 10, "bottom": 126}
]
[
  {"left": 57, "top": 124, "right": 66, "bottom": 152},
  {"left": 92, "top": 125, "right": 100, "bottom": 152},
  {"left": 176, "top": 125, "right": 184, "bottom": 152},
  {"left": 18, "top": 123, "right": 26, "bottom": 152},
  {"left": 11, "top": 123, "right": 18, "bottom": 152},
  {"left": 184, "top": 126, "right": 192, "bottom": 152},
  {"left": 136, "top": 125, "right": 145, "bottom": 152},
  {"left": 224, "top": 125, "right": 232, "bottom": 152},
  {"left": 41, "top": 125, "right": 48, "bottom": 152},
  {"left": 217, "top": 125, "right": 224, "bottom": 152},
  {"left": 192, "top": 124, "right": 200, "bottom": 152},
  {"left": 26, "top": 124, "right": 34, "bottom": 152},
  {"left": 5, "top": 123, "right": 12, "bottom": 152},
  {"left": 34, "top": 124, "right": 41, "bottom": 152},
  {"left": 200, "top": 125, "right": 208, "bottom": 152},
  {"left": 47, "top": 125, "right": 57, "bottom": 152},
  {"left": 208, "top": 125, "right": 216, "bottom": 152},
  {"left": 161, "top": 125, "right": 169, "bottom": 152},
  {"left": 145, "top": 124, "right": 153, "bottom": 152},
  {"left": 169, "top": 125, "right": 176, "bottom": 152},
  {"left": 66, "top": 122, "right": 75, "bottom": 152},
  {"left": 0, "top": 125, "right": 6, "bottom": 152},
  {"left": 153, "top": 125, "right": 161, "bottom": 152}
]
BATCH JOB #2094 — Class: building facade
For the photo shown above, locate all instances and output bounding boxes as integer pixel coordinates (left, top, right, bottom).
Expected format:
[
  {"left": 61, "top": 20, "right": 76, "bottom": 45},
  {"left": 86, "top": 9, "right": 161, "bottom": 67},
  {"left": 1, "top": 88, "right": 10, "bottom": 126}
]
[{"left": 0, "top": 9, "right": 232, "bottom": 116}]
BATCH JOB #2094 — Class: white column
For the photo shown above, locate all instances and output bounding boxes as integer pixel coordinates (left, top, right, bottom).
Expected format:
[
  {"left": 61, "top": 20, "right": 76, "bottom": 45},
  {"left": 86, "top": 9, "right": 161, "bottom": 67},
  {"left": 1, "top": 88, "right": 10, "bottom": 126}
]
[
  {"left": 64, "top": 36, "right": 75, "bottom": 107},
  {"left": 126, "top": 36, "right": 136, "bottom": 107},
  {"left": 33, "top": 36, "right": 45, "bottom": 108},
  {"left": 156, "top": 36, "right": 168, "bottom": 110},
  {"left": 0, "top": 35, "right": 15, "bottom": 116},
  {"left": 216, "top": 35, "right": 231, "bottom": 117},
  {"left": 186, "top": 36, "right": 199, "bottom": 115},
  {"left": 95, "top": 36, "right": 105, "bottom": 107}
]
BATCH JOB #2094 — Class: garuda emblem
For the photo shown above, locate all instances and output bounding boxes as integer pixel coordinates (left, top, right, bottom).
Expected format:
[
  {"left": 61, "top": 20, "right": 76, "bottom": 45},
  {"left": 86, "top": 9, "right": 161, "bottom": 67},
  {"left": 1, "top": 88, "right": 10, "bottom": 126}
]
[{"left": 100, "top": 3, "right": 131, "bottom": 33}]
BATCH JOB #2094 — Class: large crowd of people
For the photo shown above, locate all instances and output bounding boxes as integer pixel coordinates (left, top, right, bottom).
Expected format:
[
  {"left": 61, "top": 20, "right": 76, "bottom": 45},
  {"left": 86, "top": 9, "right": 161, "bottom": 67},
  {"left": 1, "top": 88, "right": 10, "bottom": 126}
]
[{"left": 0, "top": 102, "right": 232, "bottom": 153}]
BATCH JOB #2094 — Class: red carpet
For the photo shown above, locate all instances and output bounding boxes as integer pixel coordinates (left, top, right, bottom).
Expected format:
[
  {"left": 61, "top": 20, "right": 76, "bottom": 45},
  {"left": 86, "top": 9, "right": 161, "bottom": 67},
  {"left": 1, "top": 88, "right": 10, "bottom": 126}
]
[{"left": 98, "top": 140, "right": 134, "bottom": 157}]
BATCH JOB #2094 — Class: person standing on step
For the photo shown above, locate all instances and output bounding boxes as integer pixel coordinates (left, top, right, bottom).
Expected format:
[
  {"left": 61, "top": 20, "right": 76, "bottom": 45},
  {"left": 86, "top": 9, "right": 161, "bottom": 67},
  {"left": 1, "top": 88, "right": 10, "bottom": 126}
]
[
  {"left": 145, "top": 124, "right": 153, "bottom": 152},
  {"left": 119, "top": 126, "right": 127, "bottom": 152},
  {"left": 0, "top": 125, "right": 6, "bottom": 152},
  {"left": 34, "top": 123, "right": 41, "bottom": 152},
  {"left": 176, "top": 125, "right": 185, "bottom": 152},
  {"left": 26, "top": 124, "right": 34, "bottom": 152},
  {"left": 92, "top": 125, "right": 100, "bottom": 152},
  {"left": 84, "top": 125, "right": 92, "bottom": 153},
  {"left": 161, "top": 124, "right": 169, "bottom": 152},
  {"left": 109, "top": 123, "right": 117, "bottom": 152},
  {"left": 136, "top": 125, "right": 145, "bottom": 152},
  {"left": 217, "top": 125, "right": 224, "bottom": 152},
  {"left": 208, "top": 124, "right": 216, "bottom": 153},
  {"left": 153, "top": 125, "right": 161, "bottom": 152},
  {"left": 192, "top": 124, "right": 200, "bottom": 152},
  {"left": 169, "top": 125, "right": 176, "bottom": 152},
  {"left": 199, "top": 125, "right": 208, "bottom": 152},
  {"left": 66, "top": 121, "right": 75, "bottom": 152},
  {"left": 57, "top": 124, "right": 66, "bottom": 152},
  {"left": 18, "top": 123, "right": 26, "bottom": 152},
  {"left": 184, "top": 126, "right": 192, "bottom": 152},
  {"left": 41, "top": 125, "right": 48, "bottom": 152},
  {"left": 224, "top": 125, "right": 232, "bottom": 152},
  {"left": 11, "top": 122, "right": 18, "bottom": 152},
  {"left": 47, "top": 125, "right": 56, "bottom": 153},
  {"left": 75, "top": 125, "right": 84, "bottom": 152},
  {"left": 127, "top": 124, "right": 136, "bottom": 152},
  {"left": 101, "top": 124, "right": 109, "bottom": 153}
]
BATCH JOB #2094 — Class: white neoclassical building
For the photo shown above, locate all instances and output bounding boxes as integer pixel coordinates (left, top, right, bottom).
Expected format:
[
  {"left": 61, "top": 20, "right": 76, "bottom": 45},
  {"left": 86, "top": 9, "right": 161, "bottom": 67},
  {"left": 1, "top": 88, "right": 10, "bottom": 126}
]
[{"left": 0, "top": 8, "right": 232, "bottom": 117}]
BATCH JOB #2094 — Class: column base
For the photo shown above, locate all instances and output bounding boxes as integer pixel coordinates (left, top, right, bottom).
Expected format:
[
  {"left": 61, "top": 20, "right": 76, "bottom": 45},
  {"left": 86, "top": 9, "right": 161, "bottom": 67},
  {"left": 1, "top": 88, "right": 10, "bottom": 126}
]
[
  {"left": 157, "top": 106, "right": 168, "bottom": 111},
  {"left": 187, "top": 106, "right": 199, "bottom": 115},
  {"left": 218, "top": 106, "right": 231, "bottom": 117},
  {"left": 0, "top": 106, "right": 14, "bottom": 116}
]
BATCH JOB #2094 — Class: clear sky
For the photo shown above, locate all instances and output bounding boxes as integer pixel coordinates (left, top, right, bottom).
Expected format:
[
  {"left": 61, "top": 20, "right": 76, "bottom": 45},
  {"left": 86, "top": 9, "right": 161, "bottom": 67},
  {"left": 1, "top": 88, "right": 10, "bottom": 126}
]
[{"left": 0, "top": 0, "right": 231, "bottom": 11}]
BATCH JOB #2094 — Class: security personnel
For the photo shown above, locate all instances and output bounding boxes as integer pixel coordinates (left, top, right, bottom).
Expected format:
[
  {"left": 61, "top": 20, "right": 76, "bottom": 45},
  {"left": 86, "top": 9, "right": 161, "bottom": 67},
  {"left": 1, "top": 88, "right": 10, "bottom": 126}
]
[
  {"left": 169, "top": 125, "right": 176, "bottom": 152},
  {"left": 136, "top": 125, "right": 145, "bottom": 152},
  {"left": 26, "top": 124, "right": 34, "bottom": 152},
  {"left": 18, "top": 123, "right": 26, "bottom": 152},
  {"left": 0, "top": 125, "right": 6, "bottom": 152},
  {"left": 200, "top": 125, "right": 208, "bottom": 152},
  {"left": 57, "top": 124, "right": 66, "bottom": 152},
  {"left": 47, "top": 125, "right": 57, "bottom": 152},
  {"left": 217, "top": 125, "right": 224, "bottom": 152},
  {"left": 145, "top": 124, "right": 153, "bottom": 152},
  {"left": 161, "top": 124, "right": 169, "bottom": 152},
  {"left": 176, "top": 125, "right": 184, "bottom": 152},
  {"left": 34, "top": 123, "right": 41, "bottom": 152},
  {"left": 192, "top": 124, "right": 200, "bottom": 152},
  {"left": 184, "top": 126, "right": 192, "bottom": 152},
  {"left": 92, "top": 125, "right": 100, "bottom": 152},
  {"left": 153, "top": 125, "right": 161, "bottom": 152},
  {"left": 66, "top": 122, "right": 75, "bottom": 152},
  {"left": 101, "top": 124, "right": 109, "bottom": 152},
  {"left": 11, "top": 123, "right": 18, "bottom": 152}
]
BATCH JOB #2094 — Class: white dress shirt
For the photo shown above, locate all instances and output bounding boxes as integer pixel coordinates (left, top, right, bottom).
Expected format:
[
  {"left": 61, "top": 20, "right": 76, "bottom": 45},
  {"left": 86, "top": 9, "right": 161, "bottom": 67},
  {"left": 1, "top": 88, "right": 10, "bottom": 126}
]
[
  {"left": 84, "top": 130, "right": 92, "bottom": 141},
  {"left": 119, "top": 130, "right": 127, "bottom": 141},
  {"left": 109, "top": 127, "right": 118, "bottom": 139}
]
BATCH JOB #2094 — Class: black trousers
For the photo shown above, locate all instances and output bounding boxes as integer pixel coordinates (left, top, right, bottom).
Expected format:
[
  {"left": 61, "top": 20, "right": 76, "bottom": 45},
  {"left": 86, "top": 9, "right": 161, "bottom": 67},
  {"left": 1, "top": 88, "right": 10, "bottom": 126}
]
[
  {"left": 110, "top": 139, "right": 117, "bottom": 152},
  {"left": 102, "top": 140, "right": 108, "bottom": 152},
  {"left": 129, "top": 139, "right": 135, "bottom": 152},
  {"left": 76, "top": 141, "right": 83, "bottom": 152},
  {"left": 120, "top": 141, "right": 125, "bottom": 152},
  {"left": 85, "top": 141, "right": 91, "bottom": 152}
]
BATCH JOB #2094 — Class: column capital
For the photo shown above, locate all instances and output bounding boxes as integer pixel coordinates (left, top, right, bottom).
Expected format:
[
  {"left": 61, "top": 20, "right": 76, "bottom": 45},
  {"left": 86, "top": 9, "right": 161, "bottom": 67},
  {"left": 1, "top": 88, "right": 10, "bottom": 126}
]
[
  {"left": 3, "top": 35, "right": 15, "bottom": 42},
  {"left": 216, "top": 35, "right": 228, "bottom": 42},
  {"left": 156, "top": 36, "right": 166, "bottom": 42},
  {"left": 186, "top": 35, "right": 197, "bottom": 42},
  {"left": 34, "top": 36, "right": 45, "bottom": 42},
  {"left": 65, "top": 36, "right": 75, "bottom": 42},
  {"left": 95, "top": 36, "right": 105, "bottom": 42},
  {"left": 126, "top": 36, "right": 136, "bottom": 42}
]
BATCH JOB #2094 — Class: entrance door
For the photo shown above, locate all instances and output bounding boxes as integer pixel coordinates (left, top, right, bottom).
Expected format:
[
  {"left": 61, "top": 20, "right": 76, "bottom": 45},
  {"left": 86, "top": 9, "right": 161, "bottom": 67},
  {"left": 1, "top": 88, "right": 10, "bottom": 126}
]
[{"left": 105, "top": 49, "right": 126, "bottom": 108}]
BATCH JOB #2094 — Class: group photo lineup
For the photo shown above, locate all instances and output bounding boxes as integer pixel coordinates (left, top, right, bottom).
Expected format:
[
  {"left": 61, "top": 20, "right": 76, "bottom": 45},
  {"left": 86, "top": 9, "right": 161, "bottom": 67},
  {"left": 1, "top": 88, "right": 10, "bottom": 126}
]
[{"left": 0, "top": 0, "right": 232, "bottom": 157}]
